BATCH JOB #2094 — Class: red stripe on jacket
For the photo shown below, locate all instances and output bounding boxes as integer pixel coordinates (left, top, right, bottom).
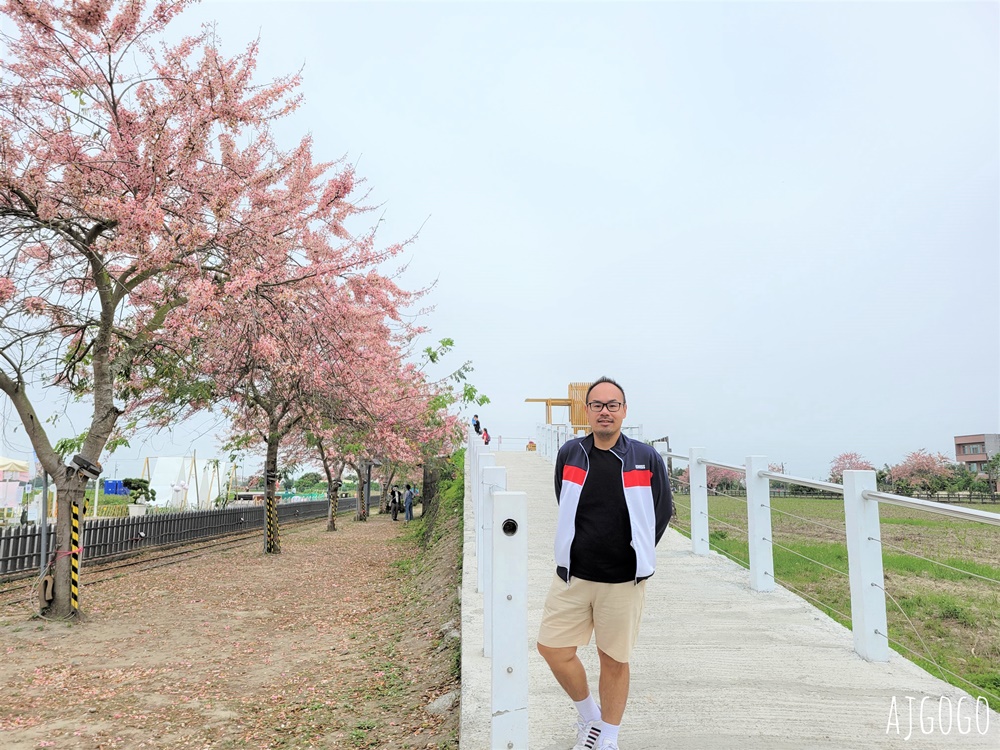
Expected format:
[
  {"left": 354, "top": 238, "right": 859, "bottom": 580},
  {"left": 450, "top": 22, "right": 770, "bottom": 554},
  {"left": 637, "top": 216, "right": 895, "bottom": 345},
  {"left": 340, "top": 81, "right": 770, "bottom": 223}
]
[
  {"left": 623, "top": 469, "right": 652, "bottom": 488},
  {"left": 562, "top": 465, "right": 587, "bottom": 486}
]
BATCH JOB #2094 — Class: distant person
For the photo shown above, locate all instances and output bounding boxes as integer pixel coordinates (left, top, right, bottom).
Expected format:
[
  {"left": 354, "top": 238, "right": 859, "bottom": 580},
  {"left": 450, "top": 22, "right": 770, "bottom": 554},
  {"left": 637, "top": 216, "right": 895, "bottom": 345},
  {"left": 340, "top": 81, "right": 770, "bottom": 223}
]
[
  {"left": 537, "top": 376, "right": 672, "bottom": 750},
  {"left": 20, "top": 507, "right": 28, "bottom": 526},
  {"left": 482, "top": 427, "right": 491, "bottom": 446},
  {"left": 404, "top": 484, "right": 415, "bottom": 522},
  {"left": 390, "top": 485, "right": 400, "bottom": 521},
  {"left": 472, "top": 414, "right": 482, "bottom": 435}
]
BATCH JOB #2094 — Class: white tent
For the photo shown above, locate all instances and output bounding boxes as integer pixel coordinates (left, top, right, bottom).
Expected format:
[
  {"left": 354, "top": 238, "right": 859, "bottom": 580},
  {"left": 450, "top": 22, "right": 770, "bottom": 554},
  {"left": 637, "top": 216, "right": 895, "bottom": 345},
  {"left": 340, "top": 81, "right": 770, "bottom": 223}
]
[
  {"left": 0, "top": 456, "right": 30, "bottom": 477},
  {"left": 0, "top": 456, "right": 30, "bottom": 511},
  {"left": 141, "top": 454, "right": 231, "bottom": 510}
]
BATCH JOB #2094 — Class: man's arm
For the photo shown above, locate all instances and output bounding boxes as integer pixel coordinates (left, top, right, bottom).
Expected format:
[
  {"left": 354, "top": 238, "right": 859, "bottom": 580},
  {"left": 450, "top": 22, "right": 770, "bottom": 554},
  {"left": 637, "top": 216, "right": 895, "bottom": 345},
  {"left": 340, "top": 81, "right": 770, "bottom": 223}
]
[{"left": 651, "top": 449, "right": 673, "bottom": 544}]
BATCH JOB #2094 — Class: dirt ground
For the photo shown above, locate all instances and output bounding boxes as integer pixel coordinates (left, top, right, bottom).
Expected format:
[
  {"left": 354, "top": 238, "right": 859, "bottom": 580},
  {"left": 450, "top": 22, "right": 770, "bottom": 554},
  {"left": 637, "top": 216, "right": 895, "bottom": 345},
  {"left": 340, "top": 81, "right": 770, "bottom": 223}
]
[{"left": 0, "top": 508, "right": 462, "bottom": 750}]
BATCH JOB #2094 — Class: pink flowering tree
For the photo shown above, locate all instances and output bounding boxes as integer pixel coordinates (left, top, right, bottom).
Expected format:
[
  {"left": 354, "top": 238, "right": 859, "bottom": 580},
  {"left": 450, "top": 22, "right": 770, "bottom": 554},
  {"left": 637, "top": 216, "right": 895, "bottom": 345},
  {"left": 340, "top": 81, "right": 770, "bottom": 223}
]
[
  {"left": 301, "top": 339, "right": 469, "bottom": 527},
  {"left": 706, "top": 466, "right": 745, "bottom": 492},
  {"left": 828, "top": 452, "right": 875, "bottom": 484},
  {"left": 889, "top": 450, "right": 954, "bottom": 495},
  {"left": 671, "top": 465, "right": 745, "bottom": 493},
  {"left": 0, "top": 0, "right": 367, "bottom": 616}
]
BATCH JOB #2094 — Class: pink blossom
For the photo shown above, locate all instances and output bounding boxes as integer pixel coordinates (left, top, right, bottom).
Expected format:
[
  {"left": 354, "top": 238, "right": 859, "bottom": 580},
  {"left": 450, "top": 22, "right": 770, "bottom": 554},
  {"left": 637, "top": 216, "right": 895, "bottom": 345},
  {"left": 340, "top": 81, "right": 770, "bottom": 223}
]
[
  {"left": 0, "top": 277, "right": 15, "bottom": 305},
  {"left": 829, "top": 452, "right": 875, "bottom": 484},
  {"left": 22, "top": 296, "right": 46, "bottom": 314}
]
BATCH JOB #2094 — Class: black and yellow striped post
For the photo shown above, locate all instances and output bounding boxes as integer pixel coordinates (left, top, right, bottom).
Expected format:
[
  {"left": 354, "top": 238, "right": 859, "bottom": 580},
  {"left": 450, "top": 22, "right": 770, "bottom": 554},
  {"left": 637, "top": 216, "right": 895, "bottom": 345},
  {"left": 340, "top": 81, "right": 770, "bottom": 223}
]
[
  {"left": 70, "top": 500, "right": 81, "bottom": 613},
  {"left": 265, "top": 495, "right": 281, "bottom": 554}
]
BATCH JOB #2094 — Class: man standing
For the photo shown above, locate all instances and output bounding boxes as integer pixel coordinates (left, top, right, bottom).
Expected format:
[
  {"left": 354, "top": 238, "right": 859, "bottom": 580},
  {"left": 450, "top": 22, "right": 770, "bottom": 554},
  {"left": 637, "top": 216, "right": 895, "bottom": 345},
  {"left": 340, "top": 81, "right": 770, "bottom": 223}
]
[
  {"left": 403, "top": 483, "right": 415, "bottom": 523},
  {"left": 537, "top": 377, "right": 672, "bottom": 750}
]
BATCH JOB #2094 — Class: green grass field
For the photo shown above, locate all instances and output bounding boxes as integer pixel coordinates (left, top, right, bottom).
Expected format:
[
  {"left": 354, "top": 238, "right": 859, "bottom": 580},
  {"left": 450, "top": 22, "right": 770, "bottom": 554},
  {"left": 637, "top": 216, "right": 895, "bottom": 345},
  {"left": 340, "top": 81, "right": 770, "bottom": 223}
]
[{"left": 670, "top": 493, "right": 1000, "bottom": 709}]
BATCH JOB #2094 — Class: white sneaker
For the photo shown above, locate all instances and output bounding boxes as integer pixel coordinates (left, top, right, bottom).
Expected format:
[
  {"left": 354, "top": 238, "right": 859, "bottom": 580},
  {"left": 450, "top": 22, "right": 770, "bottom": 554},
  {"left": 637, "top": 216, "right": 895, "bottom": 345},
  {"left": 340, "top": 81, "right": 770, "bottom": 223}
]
[{"left": 572, "top": 720, "right": 602, "bottom": 750}]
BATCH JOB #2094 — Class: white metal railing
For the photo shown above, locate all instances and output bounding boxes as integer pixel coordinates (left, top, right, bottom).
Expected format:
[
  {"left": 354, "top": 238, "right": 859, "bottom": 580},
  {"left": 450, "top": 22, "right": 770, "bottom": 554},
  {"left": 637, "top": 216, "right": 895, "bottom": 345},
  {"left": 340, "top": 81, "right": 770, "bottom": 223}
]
[
  {"left": 528, "top": 430, "right": 999, "bottom": 666},
  {"left": 535, "top": 422, "right": 643, "bottom": 461},
  {"left": 467, "top": 427, "right": 528, "bottom": 749},
  {"left": 660, "top": 446, "right": 1000, "bottom": 664}
]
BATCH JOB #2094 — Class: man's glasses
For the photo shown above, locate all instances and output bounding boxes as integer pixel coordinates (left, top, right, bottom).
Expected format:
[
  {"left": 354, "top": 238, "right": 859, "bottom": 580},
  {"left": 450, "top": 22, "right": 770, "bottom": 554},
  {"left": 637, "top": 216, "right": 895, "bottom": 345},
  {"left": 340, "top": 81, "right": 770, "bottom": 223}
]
[{"left": 587, "top": 401, "right": 623, "bottom": 413}]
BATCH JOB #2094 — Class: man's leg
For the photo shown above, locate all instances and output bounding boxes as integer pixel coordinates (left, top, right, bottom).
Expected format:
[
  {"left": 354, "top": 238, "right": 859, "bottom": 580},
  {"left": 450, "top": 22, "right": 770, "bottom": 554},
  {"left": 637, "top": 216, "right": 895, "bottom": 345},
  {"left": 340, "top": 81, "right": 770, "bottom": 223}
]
[
  {"left": 597, "top": 648, "right": 630, "bottom": 725},
  {"left": 537, "top": 643, "right": 590, "bottom": 701}
]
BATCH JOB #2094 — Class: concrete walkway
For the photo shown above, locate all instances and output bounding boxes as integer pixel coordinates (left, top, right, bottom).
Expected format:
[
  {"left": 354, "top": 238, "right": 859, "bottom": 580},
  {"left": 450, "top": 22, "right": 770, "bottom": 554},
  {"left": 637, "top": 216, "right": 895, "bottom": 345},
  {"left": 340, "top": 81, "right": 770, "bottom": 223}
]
[{"left": 460, "top": 451, "right": 1000, "bottom": 749}]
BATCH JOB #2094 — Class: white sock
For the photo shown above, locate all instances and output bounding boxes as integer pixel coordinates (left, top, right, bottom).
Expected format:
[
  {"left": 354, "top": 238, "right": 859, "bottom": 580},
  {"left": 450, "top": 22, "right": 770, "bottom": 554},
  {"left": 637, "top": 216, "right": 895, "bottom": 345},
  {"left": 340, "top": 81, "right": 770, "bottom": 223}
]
[
  {"left": 574, "top": 694, "right": 601, "bottom": 723},
  {"left": 599, "top": 720, "right": 620, "bottom": 744}
]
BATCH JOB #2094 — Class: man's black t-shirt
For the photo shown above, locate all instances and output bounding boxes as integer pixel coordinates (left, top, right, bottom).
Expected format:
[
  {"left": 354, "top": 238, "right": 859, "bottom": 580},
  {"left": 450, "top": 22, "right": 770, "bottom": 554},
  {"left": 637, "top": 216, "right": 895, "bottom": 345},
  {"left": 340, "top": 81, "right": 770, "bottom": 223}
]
[{"left": 569, "top": 447, "right": 635, "bottom": 583}]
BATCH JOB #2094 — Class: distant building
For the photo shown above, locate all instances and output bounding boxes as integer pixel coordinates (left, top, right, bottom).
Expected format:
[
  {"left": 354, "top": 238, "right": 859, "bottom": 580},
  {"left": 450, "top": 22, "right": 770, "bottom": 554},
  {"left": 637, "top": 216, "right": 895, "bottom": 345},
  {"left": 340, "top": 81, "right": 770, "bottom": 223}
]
[{"left": 953, "top": 434, "right": 1000, "bottom": 474}]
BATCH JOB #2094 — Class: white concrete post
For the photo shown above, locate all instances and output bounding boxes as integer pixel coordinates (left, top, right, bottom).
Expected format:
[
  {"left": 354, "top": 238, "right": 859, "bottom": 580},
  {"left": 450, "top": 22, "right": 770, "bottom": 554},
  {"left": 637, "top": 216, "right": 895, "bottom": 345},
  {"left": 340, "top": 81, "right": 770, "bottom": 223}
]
[
  {"left": 491, "top": 491, "right": 528, "bottom": 750},
  {"left": 745, "top": 455, "right": 775, "bottom": 592},
  {"left": 469, "top": 427, "right": 479, "bottom": 558},
  {"left": 843, "top": 469, "right": 889, "bottom": 662},
  {"left": 476, "top": 453, "right": 496, "bottom": 593},
  {"left": 689, "top": 448, "right": 709, "bottom": 555},
  {"left": 481, "top": 465, "right": 506, "bottom": 657}
]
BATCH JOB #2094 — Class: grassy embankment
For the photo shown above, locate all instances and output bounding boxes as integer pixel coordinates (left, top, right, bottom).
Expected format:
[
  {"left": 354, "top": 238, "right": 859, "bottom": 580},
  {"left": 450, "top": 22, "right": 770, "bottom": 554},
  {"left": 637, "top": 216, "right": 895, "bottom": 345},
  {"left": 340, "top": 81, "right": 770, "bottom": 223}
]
[{"left": 670, "top": 493, "right": 1000, "bottom": 710}]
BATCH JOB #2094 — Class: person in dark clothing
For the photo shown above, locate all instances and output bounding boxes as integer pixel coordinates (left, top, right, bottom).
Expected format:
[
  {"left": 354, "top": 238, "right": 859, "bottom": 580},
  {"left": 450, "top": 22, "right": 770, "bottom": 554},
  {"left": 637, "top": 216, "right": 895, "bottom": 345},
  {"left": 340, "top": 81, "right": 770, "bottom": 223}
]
[
  {"left": 537, "top": 377, "right": 672, "bottom": 750},
  {"left": 472, "top": 414, "right": 482, "bottom": 435},
  {"left": 390, "top": 485, "right": 400, "bottom": 521}
]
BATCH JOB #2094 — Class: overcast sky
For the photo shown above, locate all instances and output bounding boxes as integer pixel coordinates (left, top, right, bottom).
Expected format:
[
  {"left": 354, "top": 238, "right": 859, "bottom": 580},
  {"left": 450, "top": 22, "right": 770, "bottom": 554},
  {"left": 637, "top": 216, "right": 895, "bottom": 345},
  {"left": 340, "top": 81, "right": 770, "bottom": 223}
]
[{"left": 3, "top": 1, "right": 998, "bottom": 481}]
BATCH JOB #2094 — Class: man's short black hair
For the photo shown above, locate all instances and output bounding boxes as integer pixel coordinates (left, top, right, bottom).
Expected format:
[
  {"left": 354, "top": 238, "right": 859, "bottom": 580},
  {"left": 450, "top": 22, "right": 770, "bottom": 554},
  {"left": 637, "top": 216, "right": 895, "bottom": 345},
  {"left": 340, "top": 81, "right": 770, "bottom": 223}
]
[{"left": 586, "top": 376, "right": 626, "bottom": 404}]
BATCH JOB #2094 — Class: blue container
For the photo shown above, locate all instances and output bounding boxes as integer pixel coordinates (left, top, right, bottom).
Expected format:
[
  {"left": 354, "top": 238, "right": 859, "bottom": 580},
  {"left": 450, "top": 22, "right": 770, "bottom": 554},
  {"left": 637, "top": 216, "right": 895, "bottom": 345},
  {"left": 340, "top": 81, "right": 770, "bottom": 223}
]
[{"left": 103, "top": 479, "right": 126, "bottom": 495}]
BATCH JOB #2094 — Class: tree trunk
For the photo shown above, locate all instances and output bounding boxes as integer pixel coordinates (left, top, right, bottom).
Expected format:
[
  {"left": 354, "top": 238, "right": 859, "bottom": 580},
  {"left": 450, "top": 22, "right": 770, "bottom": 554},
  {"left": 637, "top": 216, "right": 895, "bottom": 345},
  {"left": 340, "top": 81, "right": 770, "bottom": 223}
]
[
  {"left": 422, "top": 459, "right": 445, "bottom": 516},
  {"left": 45, "top": 470, "right": 88, "bottom": 619},
  {"left": 319, "top": 448, "right": 344, "bottom": 532},
  {"left": 355, "top": 477, "right": 367, "bottom": 521},
  {"left": 264, "top": 435, "right": 281, "bottom": 554}
]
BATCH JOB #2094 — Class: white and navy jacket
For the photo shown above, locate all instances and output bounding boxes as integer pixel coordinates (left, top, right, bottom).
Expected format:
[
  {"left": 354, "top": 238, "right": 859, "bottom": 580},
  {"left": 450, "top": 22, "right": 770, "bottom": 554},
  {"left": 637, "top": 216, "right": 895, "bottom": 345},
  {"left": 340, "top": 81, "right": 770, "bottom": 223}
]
[{"left": 553, "top": 432, "right": 673, "bottom": 583}]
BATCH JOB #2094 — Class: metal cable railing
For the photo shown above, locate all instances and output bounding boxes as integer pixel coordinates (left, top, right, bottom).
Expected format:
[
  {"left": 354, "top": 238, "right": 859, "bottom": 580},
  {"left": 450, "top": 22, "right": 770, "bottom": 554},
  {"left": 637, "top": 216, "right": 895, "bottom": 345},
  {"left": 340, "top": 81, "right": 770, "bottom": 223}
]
[
  {"left": 876, "top": 628, "right": 1000, "bottom": 707},
  {"left": 765, "top": 572, "right": 853, "bottom": 624},
  {"left": 664, "top": 446, "right": 1000, "bottom": 693},
  {"left": 768, "top": 505, "right": 846, "bottom": 535},
  {"left": 763, "top": 538, "right": 849, "bottom": 578},
  {"left": 706, "top": 540, "right": 750, "bottom": 569},
  {"left": 872, "top": 535, "right": 1000, "bottom": 587}
]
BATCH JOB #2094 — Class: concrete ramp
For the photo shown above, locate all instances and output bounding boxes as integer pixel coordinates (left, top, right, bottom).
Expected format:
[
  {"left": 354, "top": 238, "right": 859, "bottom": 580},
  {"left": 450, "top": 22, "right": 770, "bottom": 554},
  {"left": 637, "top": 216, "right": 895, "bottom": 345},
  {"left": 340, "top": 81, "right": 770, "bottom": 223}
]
[{"left": 461, "top": 451, "right": 1000, "bottom": 749}]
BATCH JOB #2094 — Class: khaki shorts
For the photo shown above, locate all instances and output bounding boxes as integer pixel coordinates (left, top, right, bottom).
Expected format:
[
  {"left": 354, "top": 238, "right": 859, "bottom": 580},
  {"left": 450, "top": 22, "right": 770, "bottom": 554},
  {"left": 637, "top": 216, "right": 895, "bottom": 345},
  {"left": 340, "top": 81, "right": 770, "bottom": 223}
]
[{"left": 537, "top": 574, "right": 647, "bottom": 663}]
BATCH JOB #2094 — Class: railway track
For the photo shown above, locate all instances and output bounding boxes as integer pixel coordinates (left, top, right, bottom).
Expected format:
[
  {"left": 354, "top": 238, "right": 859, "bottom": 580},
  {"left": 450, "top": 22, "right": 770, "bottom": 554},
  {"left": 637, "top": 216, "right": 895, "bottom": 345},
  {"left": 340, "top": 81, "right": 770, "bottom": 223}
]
[{"left": 0, "top": 518, "right": 323, "bottom": 612}]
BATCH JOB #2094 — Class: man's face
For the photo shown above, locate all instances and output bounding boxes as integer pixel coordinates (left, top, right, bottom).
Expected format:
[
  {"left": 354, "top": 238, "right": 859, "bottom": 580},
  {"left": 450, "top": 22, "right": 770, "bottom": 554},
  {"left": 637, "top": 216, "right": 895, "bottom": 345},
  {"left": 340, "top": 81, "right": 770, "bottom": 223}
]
[{"left": 586, "top": 382, "right": 627, "bottom": 442}]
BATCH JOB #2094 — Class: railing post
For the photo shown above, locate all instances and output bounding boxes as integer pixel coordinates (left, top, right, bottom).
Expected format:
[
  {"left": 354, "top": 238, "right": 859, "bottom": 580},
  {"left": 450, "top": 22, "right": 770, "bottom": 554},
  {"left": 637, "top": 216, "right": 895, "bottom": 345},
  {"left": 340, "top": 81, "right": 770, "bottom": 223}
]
[
  {"left": 843, "top": 469, "right": 888, "bottom": 662},
  {"left": 477, "top": 453, "right": 496, "bottom": 594},
  {"left": 491, "top": 490, "right": 528, "bottom": 750},
  {"left": 689, "top": 448, "right": 709, "bottom": 555},
  {"left": 469, "top": 427, "right": 480, "bottom": 560},
  {"left": 745, "top": 455, "right": 774, "bottom": 592},
  {"left": 481, "top": 465, "right": 506, "bottom": 657},
  {"left": 470, "top": 428, "right": 478, "bottom": 542}
]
